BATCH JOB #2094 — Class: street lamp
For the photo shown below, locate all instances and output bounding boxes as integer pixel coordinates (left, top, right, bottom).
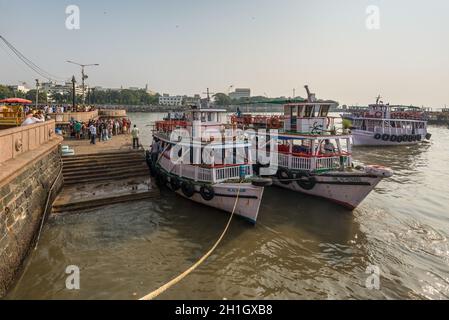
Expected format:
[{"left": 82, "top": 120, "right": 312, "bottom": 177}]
[{"left": 66, "top": 60, "right": 99, "bottom": 104}]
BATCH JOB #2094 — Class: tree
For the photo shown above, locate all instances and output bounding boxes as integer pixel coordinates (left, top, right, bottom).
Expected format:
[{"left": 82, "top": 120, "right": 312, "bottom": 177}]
[
  {"left": 0, "top": 85, "right": 13, "bottom": 99},
  {"left": 25, "top": 89, "right": 48, "bottom": 104},
  {"left": 213, "top": 93, "right": 232, "bottom": 106}
]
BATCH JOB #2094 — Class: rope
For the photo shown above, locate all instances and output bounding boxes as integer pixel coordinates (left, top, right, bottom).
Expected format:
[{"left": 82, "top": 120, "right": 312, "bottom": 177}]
[
  {"left": 139, "top": 180, "right": 243, "bottom": 300},
  {"left": 34, "top": 157, "right": 63, "bottom": 250}
]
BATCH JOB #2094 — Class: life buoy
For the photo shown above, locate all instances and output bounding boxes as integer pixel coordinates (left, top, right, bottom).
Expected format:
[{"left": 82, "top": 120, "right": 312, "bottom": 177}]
[
  {"left": 200, "top": 185, "right": 215, "bottom": 201},
  {"left": 170, "top": 176, "right": 181, "bottom": 191},
  {"left": 382, "top": 134, "right": 390, "bottom": 141},
  {"left": 181, "top": 181, "right": 195, "bottom": 198},
  {"left": 374, "top": 133, "right": 382, "bottom": 140},
  {"left": 270, "top": 117, "right": 280, "bottom": 129},
  {"left": 375, "top": 111, "right": 383, "bottom": 118},
  {"left": 277, "top": 168, "right": 293, "bottom": 185},
  {"left": 295, "top": 171, "right": 317, "bottom": 190}
]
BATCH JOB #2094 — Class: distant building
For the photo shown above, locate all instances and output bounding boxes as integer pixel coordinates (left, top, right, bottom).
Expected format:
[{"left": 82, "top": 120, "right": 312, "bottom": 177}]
[
  {"left": 229, "top": 88, "right": 251, "bottom": 100},
  {"left": 183, "top": 94, "right": 201, "bottom": 106},
  {"left": 7, "top": 84, "right": 30, "bottom": 94},
  {"left": 159, "top": 94, "right": 183, "bottom": 106}
]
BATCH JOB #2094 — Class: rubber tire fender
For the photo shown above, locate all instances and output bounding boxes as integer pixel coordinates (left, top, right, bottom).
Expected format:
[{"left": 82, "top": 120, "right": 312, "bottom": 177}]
[
  {"left": 277, "top": 168, "right": 293, "bottom": 185},
  {"left": 390, "top": 135, "right": 397, "bottom": 142},
  {"left": 200, "top": 185, "right": 215, "bottom": 201},
  {"left": 374, "top": 133, "right": 381, "bottom": 140},
  {"left": 170, "top": 176, "right": 181, "bottom": 191},
  {"left": 381, "top": 134, "right": 390, "bottom": 141},
  {"left": 181, "top": 181, "right": 195, "bottom": 198},
  {"left": 295, "top": 171, "right": 317, "bottom": 190}
]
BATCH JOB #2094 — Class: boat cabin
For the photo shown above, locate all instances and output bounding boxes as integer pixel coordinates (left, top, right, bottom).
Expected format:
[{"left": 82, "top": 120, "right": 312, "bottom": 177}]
[{"left": 283, "top": 102, "right": 334, "bottom": 133}]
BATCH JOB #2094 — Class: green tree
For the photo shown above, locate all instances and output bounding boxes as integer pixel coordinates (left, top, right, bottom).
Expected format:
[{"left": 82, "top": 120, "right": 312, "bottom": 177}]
[
  {"left": 213, "top": 93, "right": 232, "bottom": 106},
  {"left": 0, "top": 85, "right": 13, "bottom": 99},
  {"left": 25, "top": 89, "right": 48, "bottom": 104}
]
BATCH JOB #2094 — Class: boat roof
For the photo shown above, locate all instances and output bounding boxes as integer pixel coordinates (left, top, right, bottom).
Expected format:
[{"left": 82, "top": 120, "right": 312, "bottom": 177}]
[{"left": 186, "top": 108, "right": 227, "bottom": 113}]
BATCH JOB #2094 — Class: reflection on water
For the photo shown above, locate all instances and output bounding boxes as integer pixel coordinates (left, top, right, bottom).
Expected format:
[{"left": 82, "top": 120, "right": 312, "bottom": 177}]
[{"left": 5, "top": 113, "right": 449, "bottom": 300}]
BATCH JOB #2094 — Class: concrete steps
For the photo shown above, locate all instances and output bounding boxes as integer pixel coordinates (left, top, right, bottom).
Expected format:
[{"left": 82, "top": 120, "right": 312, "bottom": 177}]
[{"left": 62, "top": 150, "right": 150, "bottom": 185}]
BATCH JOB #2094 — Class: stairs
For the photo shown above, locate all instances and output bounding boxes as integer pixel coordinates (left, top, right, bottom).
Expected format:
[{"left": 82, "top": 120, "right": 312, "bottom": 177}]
[{"left": 62, "top": 150, "right": 150, "bottom": 185}]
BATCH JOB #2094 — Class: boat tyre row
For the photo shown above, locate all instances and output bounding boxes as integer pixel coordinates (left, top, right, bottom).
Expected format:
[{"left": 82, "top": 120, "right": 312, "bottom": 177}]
[
  {"left": 373, "top": 133, "right": 422, "bottom": 143},
  {"left": 276, "top": 168, "right": 316, "bottom": 190}
]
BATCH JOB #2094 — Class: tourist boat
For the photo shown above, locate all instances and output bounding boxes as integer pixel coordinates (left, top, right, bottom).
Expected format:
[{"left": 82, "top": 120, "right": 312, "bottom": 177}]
[
  {"left": 147, "top": 107, "right": 270, "bottom": 223},
  {"left": 341, "top": 96, "right": 431, "bottom": 146},
  {"left": 0, "top": 98, "right": 31, "bottom": 128},
  {"left": 233, "top": 86, "right": 394, "bottom": 209}
]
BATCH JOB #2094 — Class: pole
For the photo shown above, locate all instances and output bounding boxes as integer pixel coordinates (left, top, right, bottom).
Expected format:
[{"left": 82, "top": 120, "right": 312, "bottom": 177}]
[
  {"left": 71, "top": 75, "right": 76, "bottom": 110},
  {"left": 35, "top": 79, "right": 39, "bottom": 108},
  {"left": 81, "top": 66, "right": 85, "bottom": 105}
]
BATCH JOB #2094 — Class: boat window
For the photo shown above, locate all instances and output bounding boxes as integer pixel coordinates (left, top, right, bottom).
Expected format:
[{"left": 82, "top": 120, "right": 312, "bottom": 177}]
[
  {"left": 319, "top": 105, "right": 330, "bottom": 117},
  {"left": 304, "top": 105, "right": 313, "bottom": 117}
]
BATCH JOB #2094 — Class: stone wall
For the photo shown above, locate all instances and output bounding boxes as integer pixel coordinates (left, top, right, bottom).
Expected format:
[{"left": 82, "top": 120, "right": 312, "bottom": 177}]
[{"left": 0, "top": 131, "right": 62, "bottom": 297}]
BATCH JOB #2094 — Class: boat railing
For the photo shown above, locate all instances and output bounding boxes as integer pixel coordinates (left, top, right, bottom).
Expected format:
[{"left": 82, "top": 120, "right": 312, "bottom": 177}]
[
  {"left": 159, "top": 153, "right": 251, "bottom": 183},
  {"left": 273, "top": 151, "right": 351, "bottom": 172},
  {"left": 374, "top": 126, "right": 426, "bottom": 135}
]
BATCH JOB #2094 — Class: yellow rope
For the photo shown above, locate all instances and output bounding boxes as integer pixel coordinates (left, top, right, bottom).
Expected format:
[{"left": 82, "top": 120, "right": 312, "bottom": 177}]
[{"left": 139, "top": 180, "right": 243, "bottom": 300}]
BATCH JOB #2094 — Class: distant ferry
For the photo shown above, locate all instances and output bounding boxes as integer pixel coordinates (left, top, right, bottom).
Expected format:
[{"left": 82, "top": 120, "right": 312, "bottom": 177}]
[{"left": 341, "top": 97, "right": 431, "bottom": 146}]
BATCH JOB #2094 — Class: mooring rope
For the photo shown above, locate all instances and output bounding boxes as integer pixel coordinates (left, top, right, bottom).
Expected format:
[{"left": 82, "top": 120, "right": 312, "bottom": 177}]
[
  {"left": 34, "top": 157, "right": 63, "bottom": 250},
  {"left": 139, "top": 180, "right": 243, "bottom": 300}
]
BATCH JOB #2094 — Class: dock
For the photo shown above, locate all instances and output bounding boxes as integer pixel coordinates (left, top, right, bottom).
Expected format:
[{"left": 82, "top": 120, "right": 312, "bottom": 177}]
[{"left": 51, "top": 135, "right": 159, "bottom": 215}]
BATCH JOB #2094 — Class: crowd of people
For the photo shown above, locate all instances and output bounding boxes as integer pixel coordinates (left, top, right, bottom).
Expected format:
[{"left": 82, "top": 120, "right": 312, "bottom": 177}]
[{"left": 68, "top": 118, "right": 131, "bottom": 143}]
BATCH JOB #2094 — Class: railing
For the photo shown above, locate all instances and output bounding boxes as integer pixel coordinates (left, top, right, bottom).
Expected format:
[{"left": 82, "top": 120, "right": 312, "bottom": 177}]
[
  {"left": 373, "top": 126, "right": 427, "bottom": 135},
  {"left": 0, "top": 120, "right": 57, "bottom": 164},
  {"left": 274, "top": 152, "right": 351, "bottom": 172},
  {"left": 47, "top": 110, "right": 98, "bottom": 124},
  {"left": 159, "top": 153, "right": 251, "bottom": 183}
]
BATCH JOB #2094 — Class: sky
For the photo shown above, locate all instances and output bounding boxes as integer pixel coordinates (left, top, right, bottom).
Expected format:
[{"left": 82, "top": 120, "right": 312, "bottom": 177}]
[{"left": 0, "top": 0, "right": 448, "bottom": 107}]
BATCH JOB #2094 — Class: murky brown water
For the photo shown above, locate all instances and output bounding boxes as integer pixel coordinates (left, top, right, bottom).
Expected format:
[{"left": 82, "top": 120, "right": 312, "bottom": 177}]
[{"left": 5, "top": 113, "right": 449, "bottom": 300}]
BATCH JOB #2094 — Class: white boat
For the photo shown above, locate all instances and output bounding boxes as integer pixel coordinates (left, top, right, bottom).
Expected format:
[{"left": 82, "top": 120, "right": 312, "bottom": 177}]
[
  {"left": 147, "top": 107, "right": 269, "bottom": 223},
  {"left": 341, "top": 96, "right": 431, "bottom": 146},
  {"left": 234, "top": 86, "right": 393, "bottom": 209}
]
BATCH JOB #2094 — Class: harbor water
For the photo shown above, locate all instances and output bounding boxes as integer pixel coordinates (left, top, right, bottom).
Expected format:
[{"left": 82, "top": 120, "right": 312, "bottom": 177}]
[{"left": 5, "top": 113, "right": 449, "bottom": 299}]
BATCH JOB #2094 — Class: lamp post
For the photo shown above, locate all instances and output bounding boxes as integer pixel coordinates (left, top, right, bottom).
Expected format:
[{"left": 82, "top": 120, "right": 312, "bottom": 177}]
[{"left": 66, "top": 60, "right": 99, "bottom": 105}]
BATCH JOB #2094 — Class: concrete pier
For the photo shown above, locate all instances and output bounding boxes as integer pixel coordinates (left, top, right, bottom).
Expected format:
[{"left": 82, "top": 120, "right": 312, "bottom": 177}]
[{"left": 0, "top": 120, "right": 63, "bottom": 297}]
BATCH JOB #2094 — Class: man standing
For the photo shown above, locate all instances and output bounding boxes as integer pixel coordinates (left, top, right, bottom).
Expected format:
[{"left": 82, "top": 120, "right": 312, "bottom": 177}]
[
  {"left": 74, "top": 121, "right": 82, "bottom": 140},
  {"left": 131, "top": 124, "right": 140, "bottom": 149},
  {"left": 89, "top": 123, "right": 97, "bottom": 144}
]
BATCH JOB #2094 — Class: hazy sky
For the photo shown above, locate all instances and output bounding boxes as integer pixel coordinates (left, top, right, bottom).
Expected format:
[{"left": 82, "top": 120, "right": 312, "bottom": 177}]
[{"left": 0, "top": 0, "right": 448, "bottom": 107}]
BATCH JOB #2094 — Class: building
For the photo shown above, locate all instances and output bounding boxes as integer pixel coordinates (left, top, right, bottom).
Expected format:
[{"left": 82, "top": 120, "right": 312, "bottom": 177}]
[
  {"left": 183, "top": 94, "right": 201, "bottom": 106},
  {"left": 7, "top": 84, "right": 30, "bottom": 94},
  {"left": 159, "top": 94, "right": 183, "bottom": 106},
  {"left": 229, "top": 88, "right": 251, "bottom": 100}
]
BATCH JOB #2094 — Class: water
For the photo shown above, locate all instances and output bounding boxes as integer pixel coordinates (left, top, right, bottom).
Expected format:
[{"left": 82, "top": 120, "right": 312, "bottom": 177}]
[{"left": 5, "top": 113, "right": 449, "bottom": 300}]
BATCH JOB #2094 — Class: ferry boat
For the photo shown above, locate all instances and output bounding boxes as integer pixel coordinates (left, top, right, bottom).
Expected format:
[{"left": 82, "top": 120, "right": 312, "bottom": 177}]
[
  {"left": 146, "top": 107, "right": 270, "bottom": 223},
  {"left": 233, "top": 87, "right": 394, "bottom": 210},
  {"left": 341, "top": 96, "right": 431, "bottom": 146}
]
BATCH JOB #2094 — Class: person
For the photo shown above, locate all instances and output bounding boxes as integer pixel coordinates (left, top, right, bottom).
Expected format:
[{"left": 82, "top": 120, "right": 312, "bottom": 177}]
[
  {"left": 89, "top": 123, "right": 97, "bottom": 144},
  {"left": 21, "top": 110, "right": 44, "bottom": 126},
  {"left": 323, "top": 139, "right": 336, "bottom": 155},
  {"left": 131, "top": 124, "right": 140, "bottom": 149},
  {"left": 74, "top": 121, "right": 82, "bottom": 139},
  {"left": 150, "top": 138, "right": 159, "bottom": 163},
  {"left": 236, "top": 107, "right": 242, "bottom": 118}
]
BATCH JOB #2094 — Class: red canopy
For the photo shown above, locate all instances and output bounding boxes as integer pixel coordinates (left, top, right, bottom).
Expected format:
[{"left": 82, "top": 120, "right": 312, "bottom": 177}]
[{"left": 0, "top": 98, "right": 33, "bottom": 104}]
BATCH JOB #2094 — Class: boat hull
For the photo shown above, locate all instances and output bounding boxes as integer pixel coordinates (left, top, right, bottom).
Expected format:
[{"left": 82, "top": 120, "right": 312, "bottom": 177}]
[
  {"left": 351, "top": 130, "right": 424, "bottom": 146},
  {"left": 164, "top": 179, "right": 264, "bottom": 224},
  {"left": 272, "top": 171, "right": 383, "bottom": 210}
]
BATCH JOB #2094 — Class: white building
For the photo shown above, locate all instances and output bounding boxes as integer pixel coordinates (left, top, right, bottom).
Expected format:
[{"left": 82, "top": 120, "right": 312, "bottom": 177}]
[
  {"left": 229, "top": 88, "right": 251, "bottom": 100},
  {"left": 159, "top": 94, "right": 183, "bottom": 106},
  {"left": 8, "top": 84, "right": 30, "bottom": 94}
]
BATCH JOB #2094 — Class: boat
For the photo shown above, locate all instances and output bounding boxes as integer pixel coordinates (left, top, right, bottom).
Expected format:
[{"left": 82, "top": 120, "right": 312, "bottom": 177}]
[
  {"left": 341, "top": 96, "right": 431, "bottom": 146},
  {"left": 146, "top": 106, "right": 270, "bottom": 223},
  {"left": 232, "top": 86, "right": 394, "bottom": 210},
  {"left": 0, "top": 98, "right": 31, "bottom": 128}
]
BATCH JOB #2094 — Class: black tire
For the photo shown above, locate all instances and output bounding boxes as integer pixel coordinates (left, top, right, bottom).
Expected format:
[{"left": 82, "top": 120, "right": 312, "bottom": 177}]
[
  {"left": 295, "top": 172, "right": 317, "bottom": 190},
  {"left": 374, "top": 133, "right": 382, "bottom": 140},
  {"left": 411, "top": 135, "right": 416, "bottom": 142},
  {"left": 181, "top": 181, "right": 195, "bottom": 198},
  {"left": 397, "top": 135, "right": 403, "bottom": 143},
  {"left": 200, "top": 185, "right": 215, "bottom": 201},
  {"left": 416, "top": 134, "right": 422, "bottom": 141},
  {"left": 390, "top": 135, "right": 397, "bottom": 142},
  {"left": 155, "top": 171, "right": 167, "bottom": 187},
  {"left": 251, "top": 177, "right": 273, "bottom": 187},
  {"left": 382, "top": 134, "right": 390, "bottom": 141},
  {"left": 277, "top": 168, "right": 293, "bottom": 185},
  {"left": 407, "top": 135, "right": 413, "bottom": 142},
  {"left": 170, "top": 176, "right": 181, "bottom": 191}
]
